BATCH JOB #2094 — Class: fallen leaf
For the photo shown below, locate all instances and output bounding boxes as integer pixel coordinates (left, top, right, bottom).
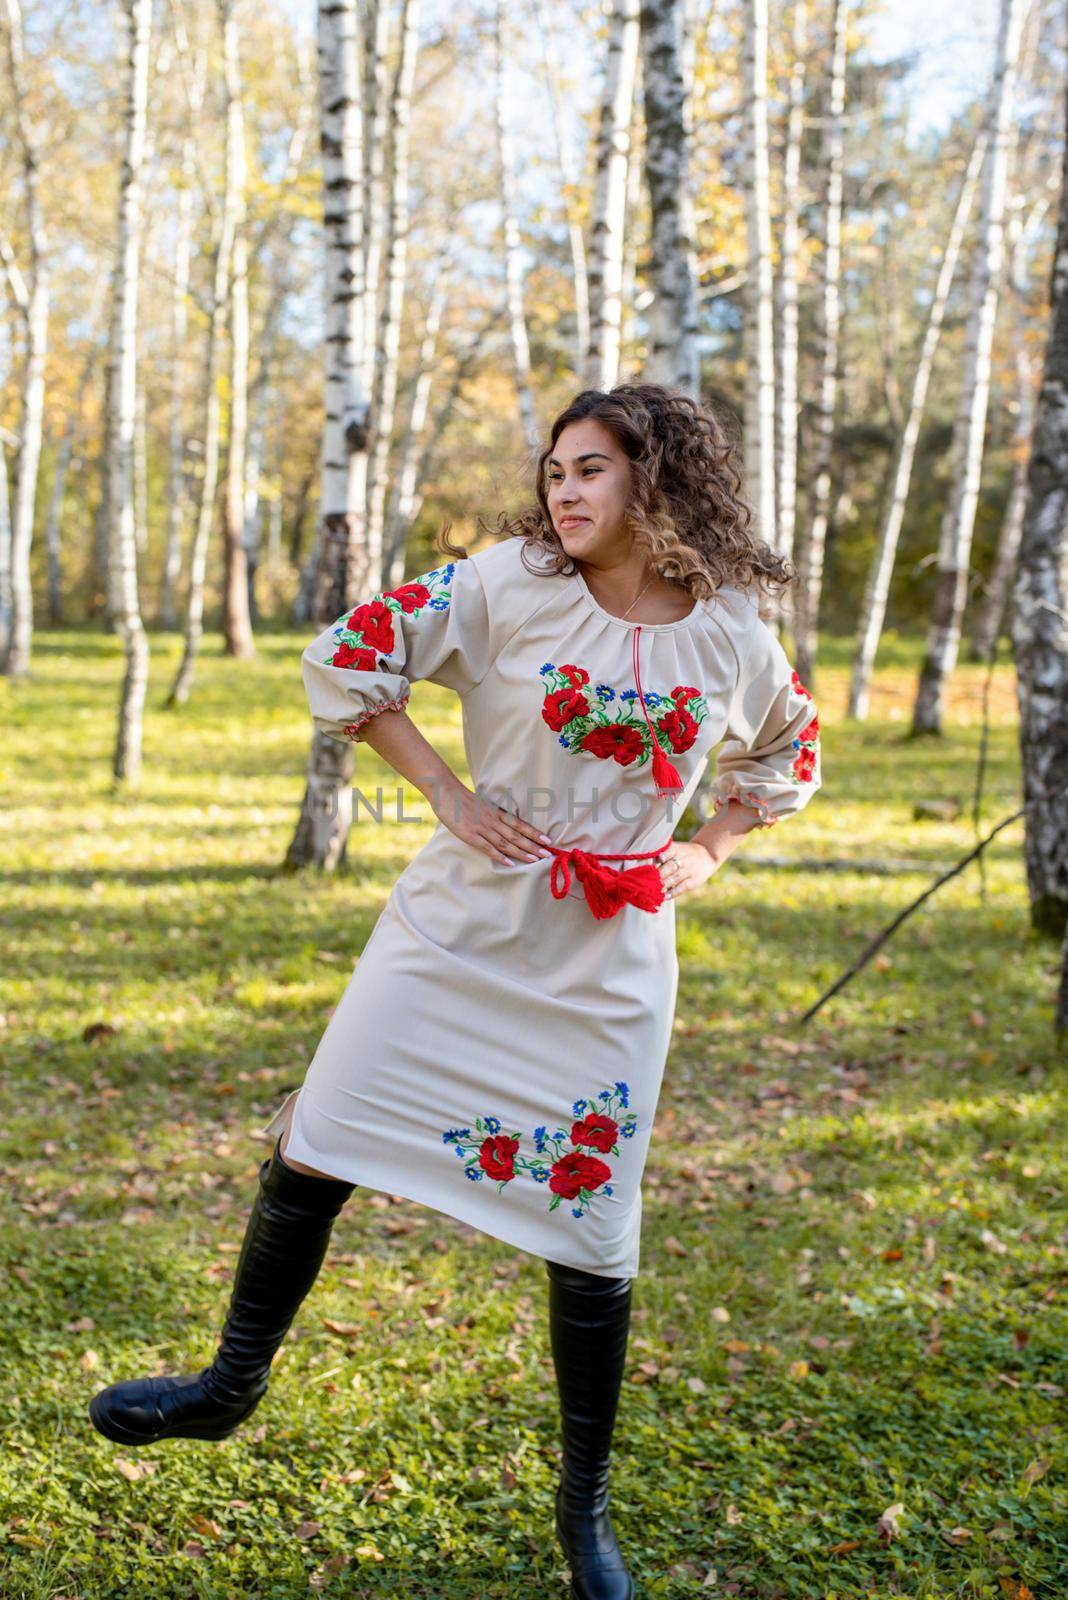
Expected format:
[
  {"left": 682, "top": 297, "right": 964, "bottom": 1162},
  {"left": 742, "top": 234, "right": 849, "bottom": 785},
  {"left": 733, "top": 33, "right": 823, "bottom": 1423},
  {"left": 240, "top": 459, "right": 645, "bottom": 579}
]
[
  {"left": 876, "top": 1502, "right": 904, "bottom": 1542},
  {"left": 828, "top": 1538, "right": 861, "bottom": 1555},
  {"left": 788, "top": 1360, "right": 810, "bottom": 1380},
  {"left": 1022, "top": 1457, "right": 1050, "bottom": 1486},
  {"left": 294, "top": 1520, "right": 321, "bottom": 1540},
  {"left": 115, "top": 1458, "right": 159, "bottom": 1481},
  {"left": 663, "top": 1235, "right": 688, "bottom": 1257},
  {"left": 942, "top": 1526, "right": 973, "bottom": 1544}
]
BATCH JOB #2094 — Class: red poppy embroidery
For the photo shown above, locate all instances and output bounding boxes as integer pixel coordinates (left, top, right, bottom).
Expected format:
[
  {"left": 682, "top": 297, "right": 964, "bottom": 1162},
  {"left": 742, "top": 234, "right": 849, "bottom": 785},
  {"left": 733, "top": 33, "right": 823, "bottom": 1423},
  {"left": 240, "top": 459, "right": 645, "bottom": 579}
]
[
  {"left": 549, "top": 1151, "right": 612, "bottom": 1200},
  {"left": 539, "top": 662, "right": 709, "bottom": 769},
  {"left": 790, "top": 678, "right": 819, "bottom": 786},
  {"left": 570, "top": 1112, "right": 618, "bottom": 1153},
  {"left": 322, "top": 563, "right": 455, "bottom": 739},
  {"left": 441, "top": 1084, "right": 637, "bottom": 1219}
]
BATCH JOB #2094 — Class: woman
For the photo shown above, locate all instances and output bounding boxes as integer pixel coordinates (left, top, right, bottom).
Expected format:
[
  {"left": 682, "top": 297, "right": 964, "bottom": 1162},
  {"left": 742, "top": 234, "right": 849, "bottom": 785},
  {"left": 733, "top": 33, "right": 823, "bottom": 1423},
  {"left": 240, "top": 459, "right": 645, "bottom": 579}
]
[{"left": 89, "top": 383, "right": 821, "bottom": 1600}]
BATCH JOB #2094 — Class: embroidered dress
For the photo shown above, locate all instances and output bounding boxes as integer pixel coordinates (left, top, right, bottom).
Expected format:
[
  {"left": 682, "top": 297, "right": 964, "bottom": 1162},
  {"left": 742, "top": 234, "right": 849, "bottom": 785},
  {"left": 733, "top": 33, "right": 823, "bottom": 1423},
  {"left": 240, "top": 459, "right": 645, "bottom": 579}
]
[{"left": 261, "top": 536, "right": 821, "bottom": 1277}]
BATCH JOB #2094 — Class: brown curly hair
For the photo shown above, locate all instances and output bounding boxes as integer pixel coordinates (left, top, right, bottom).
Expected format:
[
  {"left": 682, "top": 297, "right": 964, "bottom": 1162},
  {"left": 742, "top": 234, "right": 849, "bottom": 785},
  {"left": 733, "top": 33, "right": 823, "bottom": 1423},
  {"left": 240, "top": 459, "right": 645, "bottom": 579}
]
[{"left": 435, "top": 383, "right": 794, "bottom": 604}]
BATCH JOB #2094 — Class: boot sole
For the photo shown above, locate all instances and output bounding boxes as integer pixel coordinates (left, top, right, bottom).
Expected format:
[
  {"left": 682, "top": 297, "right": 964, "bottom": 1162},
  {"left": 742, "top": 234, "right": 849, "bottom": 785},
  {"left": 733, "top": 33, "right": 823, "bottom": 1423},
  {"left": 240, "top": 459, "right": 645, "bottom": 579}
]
[{"left": 87, "top": 1390, "right": 258, "bottom": 1446}]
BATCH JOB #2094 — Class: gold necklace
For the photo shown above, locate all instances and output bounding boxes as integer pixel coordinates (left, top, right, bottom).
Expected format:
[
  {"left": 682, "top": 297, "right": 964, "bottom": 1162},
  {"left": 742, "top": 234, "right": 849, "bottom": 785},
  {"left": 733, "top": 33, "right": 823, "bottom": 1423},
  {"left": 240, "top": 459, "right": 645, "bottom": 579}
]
[{"left": 618, "top": 577, "right": 654, "bottom": 621}]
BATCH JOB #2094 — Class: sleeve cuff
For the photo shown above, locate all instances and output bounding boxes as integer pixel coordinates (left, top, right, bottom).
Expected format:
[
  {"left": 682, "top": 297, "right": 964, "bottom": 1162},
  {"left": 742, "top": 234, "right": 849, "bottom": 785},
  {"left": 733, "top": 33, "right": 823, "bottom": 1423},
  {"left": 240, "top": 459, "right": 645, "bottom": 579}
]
[
  {"left": 342, "top": 692, "right": 412, "bottom": 742},
  {"left": 710, "top": 788, "right": 779, "bottom": 829}
]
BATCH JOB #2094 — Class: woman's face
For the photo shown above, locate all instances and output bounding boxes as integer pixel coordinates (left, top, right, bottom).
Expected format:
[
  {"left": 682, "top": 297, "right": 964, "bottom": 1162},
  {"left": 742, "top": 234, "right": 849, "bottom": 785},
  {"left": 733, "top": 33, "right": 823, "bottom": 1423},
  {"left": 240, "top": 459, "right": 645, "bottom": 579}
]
[{"left": 544, "top": 418, "right": 634, "bottom": 564}]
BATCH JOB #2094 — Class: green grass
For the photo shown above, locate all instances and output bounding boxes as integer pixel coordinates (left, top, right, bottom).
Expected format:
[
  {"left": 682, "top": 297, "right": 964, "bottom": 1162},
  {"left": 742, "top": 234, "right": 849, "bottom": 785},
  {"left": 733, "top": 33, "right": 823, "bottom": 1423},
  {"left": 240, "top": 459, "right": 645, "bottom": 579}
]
[{"left": 0, "top": 626, "right": 1064, "bottom": 1600}]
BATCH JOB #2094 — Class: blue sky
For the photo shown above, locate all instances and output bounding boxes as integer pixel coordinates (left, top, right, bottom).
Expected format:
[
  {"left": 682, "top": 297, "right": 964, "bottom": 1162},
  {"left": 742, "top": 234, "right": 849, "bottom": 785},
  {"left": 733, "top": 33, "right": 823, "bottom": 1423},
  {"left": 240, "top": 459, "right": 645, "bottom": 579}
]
[{"left": 865, "top": 0, "right": 1000, "bottom": 133}]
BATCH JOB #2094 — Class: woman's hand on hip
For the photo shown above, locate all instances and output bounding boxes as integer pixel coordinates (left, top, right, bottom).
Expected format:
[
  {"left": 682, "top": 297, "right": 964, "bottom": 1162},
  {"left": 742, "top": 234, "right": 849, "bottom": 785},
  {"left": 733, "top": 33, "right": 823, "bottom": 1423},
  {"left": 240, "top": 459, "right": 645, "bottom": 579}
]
[
  {"left": 431, "top": 778, "right": 554, "bottom": 867},
  {"left": 657, "top": 839, "right": 721, "bottom": 900}
]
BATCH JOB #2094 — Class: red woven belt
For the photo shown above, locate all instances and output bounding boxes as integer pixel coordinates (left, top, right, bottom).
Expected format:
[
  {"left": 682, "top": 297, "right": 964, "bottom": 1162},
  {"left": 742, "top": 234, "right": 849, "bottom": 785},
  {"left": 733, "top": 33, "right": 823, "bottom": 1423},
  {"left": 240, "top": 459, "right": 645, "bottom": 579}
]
[{"left": 544, "top": 838, "right": 674, "bottom": 921}]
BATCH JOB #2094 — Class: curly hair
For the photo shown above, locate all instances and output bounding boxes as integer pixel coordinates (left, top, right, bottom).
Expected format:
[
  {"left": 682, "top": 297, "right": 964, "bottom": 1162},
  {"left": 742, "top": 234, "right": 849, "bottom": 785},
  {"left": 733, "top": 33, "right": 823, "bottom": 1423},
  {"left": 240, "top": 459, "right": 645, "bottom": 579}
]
[{"left": 435, "top": 383, "right": 794, "bottom": 605}]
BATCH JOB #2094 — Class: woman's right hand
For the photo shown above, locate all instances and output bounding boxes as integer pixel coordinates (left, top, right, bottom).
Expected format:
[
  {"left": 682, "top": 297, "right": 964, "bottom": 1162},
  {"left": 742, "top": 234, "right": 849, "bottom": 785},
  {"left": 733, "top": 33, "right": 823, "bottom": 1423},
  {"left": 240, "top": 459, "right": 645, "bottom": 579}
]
[{"left": 430, "top": 778, "right": 554, "bottom": 867}]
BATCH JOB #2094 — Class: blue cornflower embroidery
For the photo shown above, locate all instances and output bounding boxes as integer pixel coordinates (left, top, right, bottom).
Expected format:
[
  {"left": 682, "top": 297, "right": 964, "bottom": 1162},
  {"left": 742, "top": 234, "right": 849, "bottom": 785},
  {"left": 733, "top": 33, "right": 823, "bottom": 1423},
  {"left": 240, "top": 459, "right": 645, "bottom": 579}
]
[
  {"left": 484, "top": 1115, "right": 501, "bottom": 1134},
  {"left": 533, "top": 1125, "right": 548, "bottom": 1152},
  {"left": 571, "top": 1208, "right": 584, "bottom": 1219},
  {"left": 572, "top": 1099, "right": 587, "bottom": 1116},
  {"left": 540, "top": 662, "right": 555, "bottom": 675},
  {"left": 613, "top": 1081, "right": 629, "bottom": 1107},
  {"left": 596, "top": 683, "right": 615, "bottom": 699}
]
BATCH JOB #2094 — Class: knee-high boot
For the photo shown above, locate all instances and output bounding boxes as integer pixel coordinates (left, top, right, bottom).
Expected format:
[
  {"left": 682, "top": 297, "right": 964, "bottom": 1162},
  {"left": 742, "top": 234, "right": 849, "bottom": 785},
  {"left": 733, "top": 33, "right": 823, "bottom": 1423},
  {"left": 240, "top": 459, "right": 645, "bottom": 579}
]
[
  {"left": 88, "top": 1139, "right": 356, "bottom": 1446},
  {"left": 547, "top": 1257, "right": 635, "bottom": 1600}
]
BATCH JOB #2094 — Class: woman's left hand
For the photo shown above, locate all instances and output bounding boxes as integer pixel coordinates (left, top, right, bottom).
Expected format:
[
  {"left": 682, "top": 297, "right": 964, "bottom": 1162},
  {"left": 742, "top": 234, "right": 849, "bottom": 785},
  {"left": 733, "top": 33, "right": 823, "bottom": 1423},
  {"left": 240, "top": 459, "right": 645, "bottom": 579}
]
[{"left": 657, "top": 839, "right": 719, "bottom": 900}]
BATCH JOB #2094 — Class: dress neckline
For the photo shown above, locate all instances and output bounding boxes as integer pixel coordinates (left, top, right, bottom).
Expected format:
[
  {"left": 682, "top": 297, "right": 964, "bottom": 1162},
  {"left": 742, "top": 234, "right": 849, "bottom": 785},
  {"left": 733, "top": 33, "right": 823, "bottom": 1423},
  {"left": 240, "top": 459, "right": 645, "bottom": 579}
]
[{"left": 569, "top": 566, "right": 703, "bottom": 632}]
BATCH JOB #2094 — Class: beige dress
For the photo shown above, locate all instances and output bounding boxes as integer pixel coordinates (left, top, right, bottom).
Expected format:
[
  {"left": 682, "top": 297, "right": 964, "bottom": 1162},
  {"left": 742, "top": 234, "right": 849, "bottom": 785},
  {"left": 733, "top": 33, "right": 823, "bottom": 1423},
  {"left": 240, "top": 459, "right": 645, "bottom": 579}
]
[{"left": 261, "top": 535, "right": 821, "bottom": 1278}]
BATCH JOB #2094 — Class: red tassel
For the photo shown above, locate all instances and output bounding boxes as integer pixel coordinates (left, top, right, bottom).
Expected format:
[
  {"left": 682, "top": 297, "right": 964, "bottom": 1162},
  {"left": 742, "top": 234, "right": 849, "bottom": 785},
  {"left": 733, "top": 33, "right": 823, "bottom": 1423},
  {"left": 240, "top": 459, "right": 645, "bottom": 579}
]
[
  {"left": 550, "top": 849, "right": 666, "bottom": 920},
  {"left": 650, "top": 743, "right": 683, "bottom": 794},
  {"left": 633, "top": 624, "right": 685, "bottom": 796}
]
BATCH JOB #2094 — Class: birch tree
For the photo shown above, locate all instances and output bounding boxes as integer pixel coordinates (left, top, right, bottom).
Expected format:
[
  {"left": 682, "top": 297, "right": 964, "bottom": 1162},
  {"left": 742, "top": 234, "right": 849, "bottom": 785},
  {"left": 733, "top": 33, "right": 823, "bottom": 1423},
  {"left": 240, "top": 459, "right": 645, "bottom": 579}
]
[
  {"left": 1011, "top": 82, "right": 1068, "bottom": 942},
  {"left": 365, "top": 0, "right": 420, "bottom": 576},
  {"left": 639, "top": 0, "right": 698, "bottom": 395},
  {"left": 167, "top": 3, "right": 242, "bottom": 704},
  {"left": 495, "top": 1, "right": 539, "bottom": 452},
  {"left": 775, "top": 0, "right": 807, "bottom": 567},
  {"left": 912, "top": 0, "right": 1027, "bottom": 734},
  {"left": 222, "top": 0, "right": 254, "bottom": 658},
  {"left": 793, "top": 0, "right": 846, "bottom": 686},
  {"left": 111, "top": 0, "right": 153, "bottom": 785},
  {"left": 535, "top": 0, "right": 590, "bottom": 377},
  {"left": 383, "top": 274, "right": 447, "bottom": 585},
  {"left": 743, "top": 0, "right": 776, "bottom": 550},
  {"left": 584, "top": 0, "right": 640, "bottom": 391},
  {"left": 287, "top": 0, "right": 371, "bottom": 870},
  {"left": 160, "top": 121, "right": 196, "bottom": 629},
  {"left": 971, "top": 195, "right": 1050, "bottom": 660},
  {"left": 848, "top": 134, "right": 986, "bottom": 720},
  {"left": 1, "top": 0, "right": 49, "bottom": 679},
  {"left": 0, "top": 429, "right": 12, "bottom": 660}
]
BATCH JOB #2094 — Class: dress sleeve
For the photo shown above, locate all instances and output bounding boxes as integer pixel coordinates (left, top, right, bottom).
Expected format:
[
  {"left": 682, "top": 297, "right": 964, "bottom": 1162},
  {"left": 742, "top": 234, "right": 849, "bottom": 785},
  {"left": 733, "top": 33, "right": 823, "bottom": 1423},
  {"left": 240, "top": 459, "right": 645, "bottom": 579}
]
[
  {"left": 706, "top": 606, "right": 822, "bottom": 828},
  {"left": 300, "top": 558, "right": 493, "bottom": 743}
]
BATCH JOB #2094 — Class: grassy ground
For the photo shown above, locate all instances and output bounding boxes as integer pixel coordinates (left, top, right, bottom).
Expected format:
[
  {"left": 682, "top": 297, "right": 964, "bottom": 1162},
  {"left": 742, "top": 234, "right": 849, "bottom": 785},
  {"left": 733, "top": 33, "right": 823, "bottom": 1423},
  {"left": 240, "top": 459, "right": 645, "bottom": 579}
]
[{"left": 0, "top": 625, "right": 1064, "bottom": 1600}]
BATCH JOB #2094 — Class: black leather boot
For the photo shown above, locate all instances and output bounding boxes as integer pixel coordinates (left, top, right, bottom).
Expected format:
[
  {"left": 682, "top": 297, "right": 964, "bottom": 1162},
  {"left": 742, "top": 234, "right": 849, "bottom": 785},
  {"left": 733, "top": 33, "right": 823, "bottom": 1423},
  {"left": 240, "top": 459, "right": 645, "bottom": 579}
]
[
  {"left": 88, "top": 1139, "right": 356, "bottom": 1445},
  {"left": 547, "top": 1257, "right": 636, "bottom": 1600}
]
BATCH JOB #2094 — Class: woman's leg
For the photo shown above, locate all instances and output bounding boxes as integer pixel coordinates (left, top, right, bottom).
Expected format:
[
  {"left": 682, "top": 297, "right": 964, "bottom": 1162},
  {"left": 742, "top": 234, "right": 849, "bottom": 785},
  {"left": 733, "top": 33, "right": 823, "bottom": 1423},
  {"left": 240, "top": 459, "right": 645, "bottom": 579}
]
[
  {"left": 546, "top": 1257, "right": 635, "bottom": 1600},
  {"left": 88, "top": 1134, "right": 356, "bottom": 1446}
]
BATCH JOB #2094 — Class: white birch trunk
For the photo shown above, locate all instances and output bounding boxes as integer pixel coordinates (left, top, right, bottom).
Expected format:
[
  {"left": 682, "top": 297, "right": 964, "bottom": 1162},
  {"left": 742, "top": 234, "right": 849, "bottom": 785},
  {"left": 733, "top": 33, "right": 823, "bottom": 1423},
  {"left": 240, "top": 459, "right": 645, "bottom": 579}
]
[
  {"left": 1012, "top": 77, "right": 1068, "bottom": 940},
  {"left": 912, "top": 0, "right": 1027, "bottom": 734},
  {"left": 495, "top": 1, "right": 539, "bottom": 452},
  {"left": 534, "top": 0, "right": 591, "bottom": 377},
  {"left": 847, "top": 134, "right": 986, "bottom": 719},
  {"left": 361, "top": 0, "right": 390, "bottom": 412},
  {"left": 639, "top": 0, "right": 698, "bottom": 396},
  {"left": 287, "top": 0, "right": 371, "bottom": 870},
  {"left": 167, "top": 7, "right": 241, "bottom": 705},
  {"left": 383, "top": 275, "right": 447, "bottom": 583},
  {"left": 365, "top": 0, "right": 420, "bottom": 576},
  {"left": 793, "top": 0, "right": 846, "bottom": 687},
  {"left": 584, "top": 0, "right": 640, "bottom": 391},
  {"left": 161, "top": 129, "right": 195, "bottom": 630},
  {"left": 111, "top": 0, "right": 152, "bottom": 785},
  {"left": 221, "top": 0, "right": 254, "bottom": 659},
  {"left": 0, "top": 436, "right": 11, "bottom": 660},
  {"left": 742, "top": 0, "right": 777, "bottom": 551},
  {"left": 775, "top": 0, "right": 806, "bottom": 567},
  {"left": 971, "top": 202, "right": 1047, "bottom": 660},
  {"left": 1, "top": 0, "right": 48, "bottom": 679},
  {"left": 618, "top": 69, "right": 644, "bottom": 376}
]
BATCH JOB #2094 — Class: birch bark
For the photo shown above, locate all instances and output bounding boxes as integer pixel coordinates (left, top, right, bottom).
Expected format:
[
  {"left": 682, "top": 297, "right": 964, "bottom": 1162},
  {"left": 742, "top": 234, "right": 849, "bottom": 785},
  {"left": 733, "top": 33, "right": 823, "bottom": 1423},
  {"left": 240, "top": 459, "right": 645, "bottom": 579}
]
[
  {"left": 111, "top": 0, "right": 153, "bottom": 785},
  {"left": 848, "top": 134, "right": 986, "bottom": 719},
  {"left": 584, "top": 0, "right": 640, "bottom": 390},
  {"left": 793, "top": 0, "right": 846, "bottom": 687},
  {"left": 743, "top": 0, "right": 777, "bottom": 551},
  {"left": 639, "top": 0, "right": 698, "bottom": 395},
  {"left": 1011, "top": 69, "right": 1068, "bottom": 940},
  {"left": 1, "top": 0, "right": 49, "bottom": 678},
  {"left": 912, "top": 0, "right": 1027, "bottom": 734}
]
